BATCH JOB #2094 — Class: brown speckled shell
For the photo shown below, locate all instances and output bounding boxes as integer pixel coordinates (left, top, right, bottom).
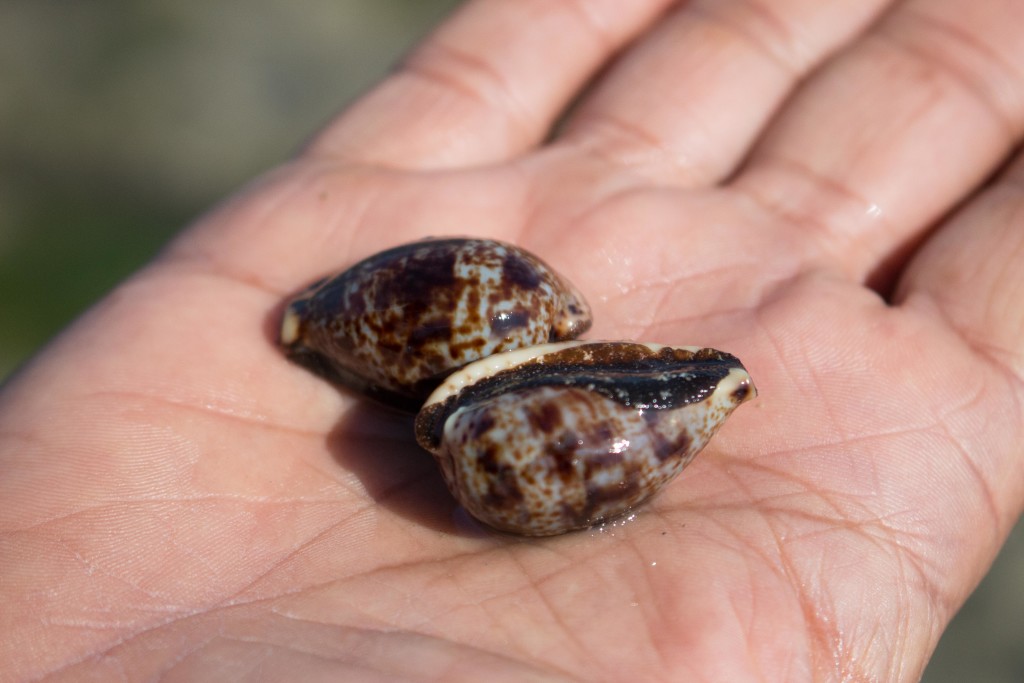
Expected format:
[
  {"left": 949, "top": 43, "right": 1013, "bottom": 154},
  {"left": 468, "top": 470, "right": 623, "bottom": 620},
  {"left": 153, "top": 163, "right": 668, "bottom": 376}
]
[
  {"left": 280, "top": 238, "right": 591, "bottom": 411},
  {"left": 415, "top": 342, "right": 756, "bottom": 536}
]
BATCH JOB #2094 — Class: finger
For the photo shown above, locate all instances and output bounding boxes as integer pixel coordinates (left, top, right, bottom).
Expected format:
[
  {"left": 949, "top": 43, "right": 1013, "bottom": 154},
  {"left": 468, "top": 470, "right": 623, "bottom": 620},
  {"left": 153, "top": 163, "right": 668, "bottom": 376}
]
[
  {"left": 556, "top": 0, "right": 892, "bottom": 185},
  {"left": 164, "top": 162, "right": 533, "bottom": 296},
  {"left": 896, "top": 148, "right": 1024, "bottom": 386},
  {"left": 307, "top": 0, "right": 677, "bottom": 168},
  {"left": 892, "top": 148, "right": 1024, "bottom": 611},
  {"left": 733, "top": 0, "right": 1024, "bottom": 283}
]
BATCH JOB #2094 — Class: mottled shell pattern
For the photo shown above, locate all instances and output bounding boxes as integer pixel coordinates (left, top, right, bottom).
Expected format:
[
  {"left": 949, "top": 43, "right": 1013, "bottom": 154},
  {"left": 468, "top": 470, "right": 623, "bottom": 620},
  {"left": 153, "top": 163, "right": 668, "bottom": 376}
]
[
  {"left": 280, "top": 238, "right": 591, "bottom": 410},
  {"left": 280, "top": 237, "right": 757, "bottom": 535},
  {"left": 415, "top": 341, "right": 755, "bottom": 535}
]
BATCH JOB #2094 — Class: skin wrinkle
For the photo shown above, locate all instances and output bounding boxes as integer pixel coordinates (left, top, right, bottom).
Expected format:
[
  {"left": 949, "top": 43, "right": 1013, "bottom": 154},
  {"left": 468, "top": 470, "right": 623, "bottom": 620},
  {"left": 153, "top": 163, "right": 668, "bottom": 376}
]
[
  {"left": 152, "top": 635, "right": 220, "bottom": 682},
  {"left": 876, "top": 30, "right": 1016, "bottom": 143},
  {"left": 399, "top": 0, "right": 633, "bottom": 153},
  {"left": 696, "top": 514, "right": 830, "bottom": 680},
  {"left": 555, "top": 0, "right": 623, "bottom": 57},
  {"left": 404, "top": 572, "right": 519, "bottom": 632},
  {"left": 723, "top": 456, "right": 866, "bottom": 524},
  {"left": 268, "top": 554, "right": 508, "bottom": 630},
  {"left": 884, "top": 7, "right": 1024, "bottom": 140},
  {"left": 805, "top": 516, "right": 935, "bottom": 678},
  {"left": 395, "top": 573, "right": 483, "bottom": 630},
  {"left": 641, "top": 307, "right": 752, "bottom": 339},
  {"left": 252, "top": 162, "right": 376, "bottom": 278},
  {"left": 621, "top": 535, "right": 675, "bottom": 677},
  {"left": 542, "top": 181, "right": 653, "bottom": 239},
  {"left": 38, "top": 601, "right": 204, "bottom": 679},
  {"left": 276, "top": 164, "right": 395, "bottom": 281},
  {"left": 158, "top": 639, "right": 269, "bottom": 682},
  {"left": 275, "top": 544, "right": 518, "bottom": 602},
  {"left": 508, "top": 545, "right": 618, "bottom": 667},
  {"left": 508, "top": 551, "right": 594, "bottom": 676},
  {"left": 734, "top": 156, "right": 892, "bottom": 278},
  {"left": 538, "top": 188, "right": 790, "bottom": 332},
  {"left": 728, "top": 425, "right": 986, "bottom": 589},
  {"left": 53, "top": 524, "right": 176, "bottom": 601},
  {"left": 901, "top": 554, "right": 932, "bottom": 681},
  {"left": 641, "top": 259, "right": 807, "bottom": 332},
  {"left": 750, "top": 312, "right": 820, "bottom": 426},
  {"left": 736, "top": 424, "right": 950, "bottom": 462},
  {"left": 887, "top": 557, "right": 915, "bottom": 682},
  {"left": 167, "top": 160, "right": 386, "bottom": 292},
  {"left": 711, "top": 450, "right": 939, "bottom": 680},
  {"left": 966, "top": 296, "right": 1024, "bottom": 371},
  {"left": 715, "top": 466, "right": 857, "bottom": 577},
  {"left": 729, "top": 563, "right": 764, "bottom": 682},
  {"left": 800, "top": 577, "right": 850, "bottom": 680},
  {"left": 402, "top": 43, "right": 535, "bottom": 151},
  {"left": 41, "top": 551, "right": 419, "bottom": 679},
  {"left": 3, "top": 496, "right": 343, "bottom": 537},
  {"left": 800, "top": 346, "right": 852, "bottom": 445},
  {"left": 181, "top": 638, "right": 278, "bottom": 678},
  {"left": 163, "top": 162, "right": 314, "bottom": 281},
  {"left": 647, "top": 258, "right": 767, "bottom": 304},
  {"left": 562, "top": 0, "right": 812, "bottom": 186},
  {"left": 888, "top": 535, "right": 942, "bottom": 639},
  {"left": 610, "top": 542, "right": 675, "bottom": 681},
  {"left": 218, "top": 514, "right": 376, "bottom": 602},
  {"left": 901, "top": 292, "right": 1024, "bottom": 511},
  {"left": 186, "top": 640, "right": 366, "bottom": 680},
  {"left": 570, "top": 109, "right": 707, "bottom": 183},
  {"left": 90, "top": 389, "right": 288, "bottom": 433},
  {"left": 908, "top": 288, "right": 1024, "bottom": 403},
  {"left": 408, "top": 570, "right": 559, "bottom": 671},
  {"left": 21, "top": 500, "right": 388, "bottom": 677},
  {"left": 691, "top": 0, "right": 806, "bottom": 77},
  {"left": 638, "top": 275, "right": 697, "bottom": 339},
  {"left": 149, "top": 256, "right": 287, "bottom": 300},
  {"left": 934, "top": 418, "right": 1003, "bottom": 541},
  {"left": 315, "top": 166, "right": 391, "bottom": 272},
  {"left": 213, "top": 624, "right": 580, "bottom": 683},
  {"left": 467, "top": 591, "right": 523, "bottom": 659},
  {"left": 64, "top": 388, "right": 360, "bottom": 497},
  {"left": 96, "top": 506, "right": 229, "bottom": 586}
]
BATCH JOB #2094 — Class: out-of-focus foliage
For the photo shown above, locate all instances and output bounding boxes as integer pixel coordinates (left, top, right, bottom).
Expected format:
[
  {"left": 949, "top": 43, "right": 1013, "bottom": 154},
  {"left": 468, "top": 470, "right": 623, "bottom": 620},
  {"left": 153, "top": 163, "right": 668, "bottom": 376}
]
[{"left": 0, "top": 0, "right": 458, "bottom": 376}]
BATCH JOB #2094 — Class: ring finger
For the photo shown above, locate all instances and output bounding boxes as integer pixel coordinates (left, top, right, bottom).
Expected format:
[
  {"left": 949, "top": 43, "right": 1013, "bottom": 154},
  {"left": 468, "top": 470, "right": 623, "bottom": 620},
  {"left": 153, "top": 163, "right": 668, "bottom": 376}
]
[{"left": 555, "top": 0, "right": 891, "bottom": 185}]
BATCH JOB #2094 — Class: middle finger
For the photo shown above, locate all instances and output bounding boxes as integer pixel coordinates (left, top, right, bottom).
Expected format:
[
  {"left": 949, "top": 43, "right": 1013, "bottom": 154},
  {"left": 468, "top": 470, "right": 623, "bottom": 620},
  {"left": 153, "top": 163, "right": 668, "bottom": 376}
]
[
  {"left": 556, "top": 0, "right": 891, "bottom": 185},
  {"left": 733, "top": 0, "right": 1024, "bottom": 284}
]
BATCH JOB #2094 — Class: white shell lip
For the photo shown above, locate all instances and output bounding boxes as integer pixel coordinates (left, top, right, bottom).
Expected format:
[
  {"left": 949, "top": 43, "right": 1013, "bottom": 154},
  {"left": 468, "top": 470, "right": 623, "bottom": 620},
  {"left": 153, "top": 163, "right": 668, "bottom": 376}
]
[
  {"left": 423, "top": 340, "right": 706, "bottom": 408},
  {"left": 719, "top": 366, "right": 757, "bottom": 404},
  {"left": 280, "top": 304, "right": 302, "bottom": 346}
]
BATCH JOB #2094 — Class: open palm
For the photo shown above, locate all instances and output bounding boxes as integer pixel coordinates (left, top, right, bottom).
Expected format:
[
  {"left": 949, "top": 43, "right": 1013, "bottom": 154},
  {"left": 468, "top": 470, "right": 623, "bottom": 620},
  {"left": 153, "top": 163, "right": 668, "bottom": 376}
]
[{"left": 3, "top": 1, "right": 1023, "bottom": 680}]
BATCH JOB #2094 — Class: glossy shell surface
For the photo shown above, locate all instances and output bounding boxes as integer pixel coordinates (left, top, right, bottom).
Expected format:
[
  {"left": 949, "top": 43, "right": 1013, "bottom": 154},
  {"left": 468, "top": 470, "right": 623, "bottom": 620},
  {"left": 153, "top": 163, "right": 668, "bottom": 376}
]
[
  {"left": 415, "top": 341, "right": 756, "bottom": 536},
  {"left": 280, "top": 238, "right": 591, "bottom": 410}
]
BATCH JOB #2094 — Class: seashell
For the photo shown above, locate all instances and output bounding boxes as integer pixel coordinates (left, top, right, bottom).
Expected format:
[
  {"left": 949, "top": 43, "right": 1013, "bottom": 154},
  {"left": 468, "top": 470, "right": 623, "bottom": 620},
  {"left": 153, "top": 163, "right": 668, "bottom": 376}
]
[
  {"left": 414, "top": 341, "right": 756, "bottom": 536},
  {"left": 280, "top": 238, "right": 591, "bottom": 411}
]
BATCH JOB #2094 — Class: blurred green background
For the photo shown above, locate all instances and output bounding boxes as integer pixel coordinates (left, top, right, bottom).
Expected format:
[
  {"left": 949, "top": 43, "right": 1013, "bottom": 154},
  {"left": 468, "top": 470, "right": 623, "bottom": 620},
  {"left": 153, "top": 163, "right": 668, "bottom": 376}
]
[{"left": 0, "top": 1, "right": 1020, "bottom": 679}]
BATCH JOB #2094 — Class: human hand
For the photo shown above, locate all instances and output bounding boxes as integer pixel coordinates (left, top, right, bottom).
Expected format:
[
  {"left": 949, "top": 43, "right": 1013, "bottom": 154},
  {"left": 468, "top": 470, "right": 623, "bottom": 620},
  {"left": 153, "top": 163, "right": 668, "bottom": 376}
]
[{"left": 2, "top": 0, "right": 1022, "bottom": 680}]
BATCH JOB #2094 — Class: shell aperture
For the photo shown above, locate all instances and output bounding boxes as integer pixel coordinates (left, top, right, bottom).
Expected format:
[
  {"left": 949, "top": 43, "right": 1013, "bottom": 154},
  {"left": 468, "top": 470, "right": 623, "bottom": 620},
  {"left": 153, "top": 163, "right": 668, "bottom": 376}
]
[{"left": 414, "top": 341, "right": 756, "bottom": 535}]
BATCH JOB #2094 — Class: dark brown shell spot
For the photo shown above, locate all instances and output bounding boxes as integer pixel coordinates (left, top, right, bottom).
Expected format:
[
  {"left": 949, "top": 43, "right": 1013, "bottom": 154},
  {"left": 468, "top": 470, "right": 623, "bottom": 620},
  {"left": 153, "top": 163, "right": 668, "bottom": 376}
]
[{"left": 280, "top": 237, "right": 593, "bottom": 411}]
